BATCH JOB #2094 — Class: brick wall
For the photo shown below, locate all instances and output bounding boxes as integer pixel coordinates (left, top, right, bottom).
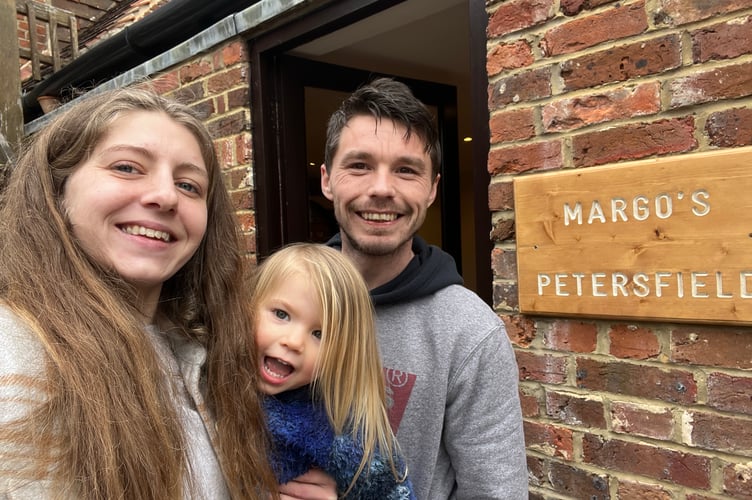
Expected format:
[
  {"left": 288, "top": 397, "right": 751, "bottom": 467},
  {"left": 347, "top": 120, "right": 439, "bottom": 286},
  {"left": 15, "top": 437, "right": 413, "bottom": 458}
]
[
  {"left": 486, "top": 0, "right": 752, "bottom": 498},
  {"left": 147, "top": 39, "right": 258, "bottom": 262}
]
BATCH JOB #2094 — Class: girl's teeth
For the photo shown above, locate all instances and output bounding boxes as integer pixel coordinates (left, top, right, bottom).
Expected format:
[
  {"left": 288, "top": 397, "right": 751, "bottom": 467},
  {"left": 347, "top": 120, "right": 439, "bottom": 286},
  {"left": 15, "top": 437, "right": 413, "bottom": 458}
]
[{"left": 123, "top": 225, "right": 171, "bottom": 242}]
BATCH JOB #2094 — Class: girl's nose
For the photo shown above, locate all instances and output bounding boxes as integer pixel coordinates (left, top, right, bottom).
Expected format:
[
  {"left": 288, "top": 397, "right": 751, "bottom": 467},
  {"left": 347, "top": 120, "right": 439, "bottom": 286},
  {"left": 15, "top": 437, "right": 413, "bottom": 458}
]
[
  {"left": 142, "top": 172, "right": 178, "bottom": 211},
  {"left": 281, "top": 329, "right": 306, "bottom": 352}
]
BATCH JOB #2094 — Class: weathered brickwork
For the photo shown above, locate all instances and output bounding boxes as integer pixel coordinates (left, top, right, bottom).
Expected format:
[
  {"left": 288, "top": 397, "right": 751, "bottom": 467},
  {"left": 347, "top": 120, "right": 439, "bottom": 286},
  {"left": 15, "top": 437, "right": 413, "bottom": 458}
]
[
  {"left": 487, "top": 0, "right": 752, "bottom": 497},
  {"left": 148, "top": 40, "right": 257, "bottom": 261}
]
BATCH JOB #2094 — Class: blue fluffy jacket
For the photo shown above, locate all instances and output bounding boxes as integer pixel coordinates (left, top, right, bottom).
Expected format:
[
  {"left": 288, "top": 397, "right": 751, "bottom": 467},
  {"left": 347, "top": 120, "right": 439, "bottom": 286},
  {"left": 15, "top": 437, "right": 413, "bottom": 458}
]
[{"left": 263, "top": 387, "right": 416, "bottom": 499}]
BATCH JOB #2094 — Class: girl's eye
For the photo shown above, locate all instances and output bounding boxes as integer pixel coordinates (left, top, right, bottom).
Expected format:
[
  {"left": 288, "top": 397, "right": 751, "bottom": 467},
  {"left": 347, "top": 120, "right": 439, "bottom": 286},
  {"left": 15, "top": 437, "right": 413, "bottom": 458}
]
[
  {"left": 273, "top": 309, "right": 289, "bottom": 321},
  {"left": 113, "top": 163, "right": 136, "bottom": 173},
  {"left": 311, "top": 330, "right": 322, "bottom": 340},
  {"left": 176, "top": 181, "right": 200, "bottom": 194}
]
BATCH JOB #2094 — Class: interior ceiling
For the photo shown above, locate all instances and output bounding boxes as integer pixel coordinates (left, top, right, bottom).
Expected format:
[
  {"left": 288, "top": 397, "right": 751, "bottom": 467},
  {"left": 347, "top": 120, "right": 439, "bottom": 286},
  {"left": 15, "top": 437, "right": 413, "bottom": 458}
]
[{"left": 290, "top": 0, "right": 469, "bottom": 81}]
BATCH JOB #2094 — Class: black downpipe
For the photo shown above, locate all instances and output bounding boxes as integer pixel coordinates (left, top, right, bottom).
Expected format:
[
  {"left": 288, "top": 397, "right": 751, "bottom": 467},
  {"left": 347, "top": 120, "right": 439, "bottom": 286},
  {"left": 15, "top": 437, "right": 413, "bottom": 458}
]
[{"left": 24, "top": 0, "right": 260, "bottom": 121}]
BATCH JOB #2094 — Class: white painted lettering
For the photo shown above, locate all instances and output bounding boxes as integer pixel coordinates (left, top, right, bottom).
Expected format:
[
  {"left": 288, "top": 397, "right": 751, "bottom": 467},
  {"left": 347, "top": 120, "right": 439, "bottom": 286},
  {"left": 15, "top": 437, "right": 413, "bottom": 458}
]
[
  {"left": 611, "top": 198, "right": 628, "bottom": 222},
  {"left": 592, "top": 273, "right": 607, "bottom": 297},
  {"left": 655, "top": 193, "right": 672, "bottom": 219},
  {"left": 691, "top": 272, "right": 709, "bottom": 298},
  {"left": 555, "top": 273, "right": 569, "bottom": 296},
  {"left": 537, "top": 274, "right": 551, "bottom": 295},
  {"left": 588, "top": 200, "right": 606, "bottom": 224},
  {"left": 563, "top": 203, "right": 582, "bottom": 226},
  {"left": 691, "top": 190, "right": 710, "bottom": 216}
]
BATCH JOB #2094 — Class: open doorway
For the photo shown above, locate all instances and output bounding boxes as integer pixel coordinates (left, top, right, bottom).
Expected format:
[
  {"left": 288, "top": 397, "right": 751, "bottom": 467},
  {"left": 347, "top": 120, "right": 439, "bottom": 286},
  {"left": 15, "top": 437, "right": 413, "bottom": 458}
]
[{"left": 249, "top": 0, "right": 492, "bottom": 301}]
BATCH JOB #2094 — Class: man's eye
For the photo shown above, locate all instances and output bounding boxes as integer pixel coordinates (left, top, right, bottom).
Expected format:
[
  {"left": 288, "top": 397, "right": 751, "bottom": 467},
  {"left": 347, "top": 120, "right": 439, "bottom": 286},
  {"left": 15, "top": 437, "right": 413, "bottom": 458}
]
[
  {"left": 397, "top": 166, "right": 416, "bottom": 174},
  {"left": 312, "top": 330, "right": 322, "bottom": 340},
  {"left": 273, "top": 309, "right": 289, "bottom": 320},
  {"left": 349, "top": 162, "right": 368, "bottom": 170}
]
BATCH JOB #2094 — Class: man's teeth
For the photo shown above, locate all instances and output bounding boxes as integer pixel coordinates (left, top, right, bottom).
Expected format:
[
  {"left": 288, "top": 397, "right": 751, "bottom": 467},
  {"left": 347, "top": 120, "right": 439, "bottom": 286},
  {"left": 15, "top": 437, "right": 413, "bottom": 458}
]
[
  {"left": 122, "top": 225, "right": 171, "bottom": 242},
  {"left": 362, "top": 212, "right": 397, "bottom": 222}
]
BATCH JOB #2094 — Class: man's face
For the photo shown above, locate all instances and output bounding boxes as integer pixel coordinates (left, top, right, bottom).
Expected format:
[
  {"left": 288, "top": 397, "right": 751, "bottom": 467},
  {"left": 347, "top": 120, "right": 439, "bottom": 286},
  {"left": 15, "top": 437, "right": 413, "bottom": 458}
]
[{"left": 321, "top": 115, "right": 439, "bottom": 259}]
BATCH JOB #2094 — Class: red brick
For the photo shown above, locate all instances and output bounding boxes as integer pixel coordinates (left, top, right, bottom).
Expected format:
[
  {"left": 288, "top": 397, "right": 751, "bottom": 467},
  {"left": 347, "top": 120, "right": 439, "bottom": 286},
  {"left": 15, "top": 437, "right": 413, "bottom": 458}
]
[
  {"left": 654, "top": 0, "right": 751, "bottom": 26},
  {"left": 150, "top": 72, "right": 180, "bottom": 94},
  {"left": 527, "top": 455, "right": 546, "bottom": 488},
  {"left": 545, "top": 389, "right": 606, "bottom": 427},
  {"left": 489, "top": 67, "right": 551, "bottom": 108},
  {"left": 179, "top": 58, "right": 213, "bottom": 84},
  {"left": 516, "top": 350, "right": 568, "bottom": 384},
  {"left": 487, "top": 40, "right": 534, "bottom": 76},
  {"left": 221, "top": 40, "right": 248, "bottom": 66},
  {"left": 668, "top": 61, "right": 752, "bottom": 108},
  {"left": 611, "top": 401, "right": 674, "bottom": 440},
  {"left": 561, "top": 0, "right": 618, "bottom": 16},
  {"left": 687, "top": 411, "right": 752, "bottom": 454},
  {"left": 722, "top": 461, "right": 752, "bottom": 499},
  {"left": 706, "top": 107, "right": 752, "bottom": 147},
  {"left": 542, "top": 1, "right": 647, "bottom": 56},
  {"left": 572, "top": 116, "right": 697, "bottom": 167},
  {"left": 490, "top": 108, "right": 535, "bottom": 143},
  {"left": 488, "top": 140, "right": 562, "bottom": 175},
  {"left": 523, "top": 421, "right": 574, "bottom": 459},
  {"left": 561, "top": 34, "right": 681, "bottom": 92},
  {"left": 544, "top": 319, "right": 598, "bottom": 353},
  {"left": 616, "top": 479, "right": 673, "bottom": 500},
  {"left": 487, "top": 0, "right": 553, "bottom": 37},
  {"left": 488, "top": 180, "right": 514, "bottom": 210},
  {"left": 235, "top": 134, "right": 252, "bottom": 164},
  {"left": 235, "top": 211, "right": 255, "bottom": 233},
  {"left": 501, "top": 314, "right": 537, "bottom": 348},
  {"left": 230, "top": 188, "right": 254, "bottom": 211},
  {"left": 542, "top": 82, "right": 660, "bottom": 133},
  {"left": 519, "top": 386, "right": 541, "bottom": 418},
  {"left": 207, "top": 110, "right": 248, "bottom": 138},
  {"left": 491, "top": 248, "right": 517, "bottom": 280},
  {"left": 493, "top": 281, "right": 518, "bottom": 310},
  {"left": 576, "top": 357, "right": 697, "bottom": 404},
  {"left": 490, "top": 218, "right": 514, "bottom": 242},
  {"left": 707, "top": 372, "right": 752, "bottom": 415},
  {"left": 608, "top": 323, "right": 660, "bottom": 359},
  {"left": 692, "top": 16, "right": 752, "bottom": 63},
  {"left": 189, "top": 98, "right": 215, "bottom": 120},
  {"left": 671, "top": 326, "right": 752, "bottom": 369},
  {"left": 172, "top": 81, "right": 205, "bottom": 104},
  {"left": 582, "top": 434, "right": 711, "bottom": 489},
  {"left": 227, "top": 86, "right": 250, "bottom": 109},
  {"left": 207, "top": 66, "right": 248, "bottom": 94},
  {"left": 548, "top": 461, "right": 608, "bottom": 499}
]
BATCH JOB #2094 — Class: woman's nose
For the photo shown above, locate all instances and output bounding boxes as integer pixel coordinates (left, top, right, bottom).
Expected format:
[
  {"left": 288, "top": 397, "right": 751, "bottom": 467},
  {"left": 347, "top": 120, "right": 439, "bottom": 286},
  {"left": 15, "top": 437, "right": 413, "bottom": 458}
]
[{"left": 142, "top": 173, "right": 178, "bottom": 211}]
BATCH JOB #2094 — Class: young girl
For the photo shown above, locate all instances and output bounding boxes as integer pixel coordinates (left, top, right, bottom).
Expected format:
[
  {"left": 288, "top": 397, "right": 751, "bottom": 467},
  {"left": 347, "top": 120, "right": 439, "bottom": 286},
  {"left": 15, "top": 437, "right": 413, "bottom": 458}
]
[{"left": 250, "top": 243, "right": 415, "bottom": 499}]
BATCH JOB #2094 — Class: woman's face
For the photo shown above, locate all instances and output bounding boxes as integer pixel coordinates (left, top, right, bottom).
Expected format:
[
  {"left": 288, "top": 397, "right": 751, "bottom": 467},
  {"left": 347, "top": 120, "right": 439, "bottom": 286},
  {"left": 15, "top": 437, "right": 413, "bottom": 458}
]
[{"left": 63, "top": 110, "right": 209, "bottom": 308}]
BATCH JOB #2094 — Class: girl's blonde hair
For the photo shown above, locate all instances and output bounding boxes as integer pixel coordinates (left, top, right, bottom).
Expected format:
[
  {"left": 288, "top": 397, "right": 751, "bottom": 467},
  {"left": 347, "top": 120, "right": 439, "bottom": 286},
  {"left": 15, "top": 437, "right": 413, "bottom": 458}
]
[
  {"left": 0, "top": 85, "right": 277, "bottom": 499},
  {"left": 250, "top": 243, "right": 405, "bottom": 492}
]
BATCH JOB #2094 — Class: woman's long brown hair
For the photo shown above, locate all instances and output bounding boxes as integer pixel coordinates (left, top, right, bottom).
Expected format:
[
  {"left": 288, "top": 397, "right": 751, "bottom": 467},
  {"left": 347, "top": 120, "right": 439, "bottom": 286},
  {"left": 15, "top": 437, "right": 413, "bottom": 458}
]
[{"left": 0, "top": 86, "right": 277, "bottom": 499}]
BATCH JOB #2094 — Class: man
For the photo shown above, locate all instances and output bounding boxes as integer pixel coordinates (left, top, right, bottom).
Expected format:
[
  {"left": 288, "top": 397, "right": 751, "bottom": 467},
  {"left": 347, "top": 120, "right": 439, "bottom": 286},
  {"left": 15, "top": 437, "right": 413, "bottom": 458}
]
[{"left": 321, "top": 78, "right": 528, "bottom": 499}]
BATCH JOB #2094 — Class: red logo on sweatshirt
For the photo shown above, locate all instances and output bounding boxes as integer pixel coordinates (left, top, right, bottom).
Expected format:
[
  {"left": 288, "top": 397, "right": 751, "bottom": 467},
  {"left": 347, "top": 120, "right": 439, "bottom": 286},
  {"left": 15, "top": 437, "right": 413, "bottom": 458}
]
[{"left": 383, "top": 367, "right": 416, "bottom": 433}]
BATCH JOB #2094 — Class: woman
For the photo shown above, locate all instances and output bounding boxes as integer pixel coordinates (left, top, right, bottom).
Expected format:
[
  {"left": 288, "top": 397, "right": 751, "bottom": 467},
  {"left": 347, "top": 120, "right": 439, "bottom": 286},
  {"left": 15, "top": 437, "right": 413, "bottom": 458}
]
[{"left": 0, "top": 86, "right": 326, "bottom": 499}]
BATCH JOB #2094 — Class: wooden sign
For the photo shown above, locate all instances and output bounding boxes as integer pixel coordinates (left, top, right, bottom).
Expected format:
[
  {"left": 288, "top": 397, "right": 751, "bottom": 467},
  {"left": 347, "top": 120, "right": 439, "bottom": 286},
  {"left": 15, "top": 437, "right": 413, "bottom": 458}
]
[{"left": 514, "top": 146, "right": 752, "bottom": 325}]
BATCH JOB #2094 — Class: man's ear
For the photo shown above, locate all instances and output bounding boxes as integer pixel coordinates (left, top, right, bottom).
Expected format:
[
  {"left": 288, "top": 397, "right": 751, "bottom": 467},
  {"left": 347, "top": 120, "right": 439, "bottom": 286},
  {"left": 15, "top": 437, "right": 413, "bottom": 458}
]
[
  {"left": 320, "top": 163, "right": 333, "bottom": 200},
  {"left": 428, "top": 173, "right": 441, "bottom": 206}
]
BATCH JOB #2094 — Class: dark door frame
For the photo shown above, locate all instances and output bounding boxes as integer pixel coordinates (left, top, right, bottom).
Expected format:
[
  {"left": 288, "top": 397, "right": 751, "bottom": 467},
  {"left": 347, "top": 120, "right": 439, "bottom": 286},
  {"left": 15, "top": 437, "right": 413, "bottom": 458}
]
[{"left": 248, "top": 0, "right": 492, "bottom": 303}]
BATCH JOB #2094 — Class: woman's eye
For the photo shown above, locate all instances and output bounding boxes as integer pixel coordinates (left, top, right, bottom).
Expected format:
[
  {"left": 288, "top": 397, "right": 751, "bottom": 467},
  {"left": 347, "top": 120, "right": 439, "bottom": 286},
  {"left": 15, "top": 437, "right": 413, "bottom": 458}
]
[
  {"left": 112, "top": 163, "right": 136, "bottom": 173},
  {"left": 273, "top": 309, "right": 289, "bottom": 321},
  {"left": 176, "top": 181, "right": 199, "bottom": 194},
  {"left": 312, "top": 330, "right": 322, "bottom": 340}
]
